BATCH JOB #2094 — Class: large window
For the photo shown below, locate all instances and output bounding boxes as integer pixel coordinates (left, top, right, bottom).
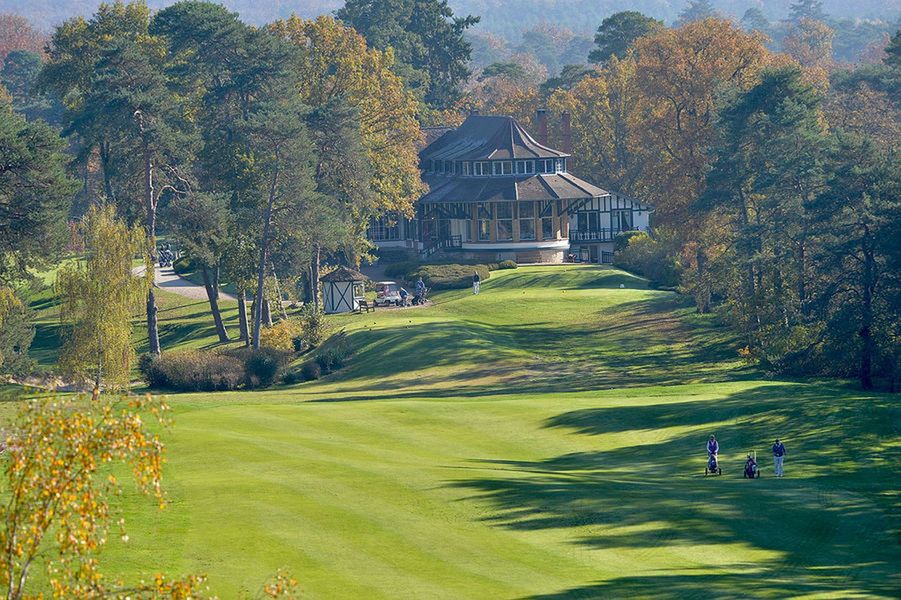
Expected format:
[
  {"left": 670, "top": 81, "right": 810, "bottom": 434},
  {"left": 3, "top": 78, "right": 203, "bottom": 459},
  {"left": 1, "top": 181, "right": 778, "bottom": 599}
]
[
  {"left": 519, "top": 201, "right": 536, "bottom": 240},
  {"left": 612, "top": 209, "right": 633, "bottom": 231},
  {"left": 477, "top": 203, "right": 492, "bottom": 241},
  {"left": 474, "top": 161, "right": 490, "bottom": 176},
  {"left": 367, "top": 217, "right": 400, "bottom": 241},
  {"left": 516, "top": 160, "right": 535, "bottom": 175},
  {"left": 462, "top": 161, "right": 471, "bottom": 176},
  {"left": 542, "top": 217, "right": 554, "bottom": 239},
  {"left": 445, "top": 160, "right": 454, "bottom": 175},
  {"left": 496, "top": 202, "right": 513, "bottom": 241}
]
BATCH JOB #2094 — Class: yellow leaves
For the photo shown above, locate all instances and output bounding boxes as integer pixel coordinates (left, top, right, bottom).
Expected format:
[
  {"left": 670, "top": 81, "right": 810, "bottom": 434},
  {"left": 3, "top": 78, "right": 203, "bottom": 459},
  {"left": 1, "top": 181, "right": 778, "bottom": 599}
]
[
  {"left": 270, "top": 16, "right": 426, "bottom": 217},
  {"left": 0, "top": 391, "right": 172, "bottom": 598}
]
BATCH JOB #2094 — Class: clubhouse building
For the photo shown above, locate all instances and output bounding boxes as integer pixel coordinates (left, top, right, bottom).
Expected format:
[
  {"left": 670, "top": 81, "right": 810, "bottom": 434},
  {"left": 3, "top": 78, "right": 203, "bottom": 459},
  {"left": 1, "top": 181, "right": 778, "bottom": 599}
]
[{"left": 367, "top": 110, "right": 651, "bottom": 264}]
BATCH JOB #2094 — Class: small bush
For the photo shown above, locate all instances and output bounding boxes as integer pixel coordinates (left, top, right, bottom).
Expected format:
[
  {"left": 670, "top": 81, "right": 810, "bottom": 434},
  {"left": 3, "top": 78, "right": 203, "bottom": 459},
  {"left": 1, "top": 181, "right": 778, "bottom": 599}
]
[
  {"left": 299, "top": 303, "right": 330, "bottom": 348},
  {"left": 141, "top": 351, "right": 244, "bottom": 392},
  {"left": 241, "top": 347, "right": 289, "bottom": 388},
  {"left": 614, "top": 230, "right": 645, "bottom": 252},
  {"left": 496, "top": 260, "right": 518, "bottom": 270},
  {"left": 313, "top": 332, "right": 352, "bottom": 375},
  {"left": 301, "top": 361, "right": 322, "bottom": 381},
  {"left": 258, "top": 319, "right": 302, "bottom": 352}
]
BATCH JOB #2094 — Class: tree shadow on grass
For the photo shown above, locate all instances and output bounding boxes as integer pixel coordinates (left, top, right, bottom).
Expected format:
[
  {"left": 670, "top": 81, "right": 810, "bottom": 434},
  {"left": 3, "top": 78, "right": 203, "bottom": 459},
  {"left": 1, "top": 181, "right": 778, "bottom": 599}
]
[
  {"left": 312, "top": 294, "right": 751, "bottom": 400},
  {"left": 447, "top": 383, "right": 900, "bottom": 599}
]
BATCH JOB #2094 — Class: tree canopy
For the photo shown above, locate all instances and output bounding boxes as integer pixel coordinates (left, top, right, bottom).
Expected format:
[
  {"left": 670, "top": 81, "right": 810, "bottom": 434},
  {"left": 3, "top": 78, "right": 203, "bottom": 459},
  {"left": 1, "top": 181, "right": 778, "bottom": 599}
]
[
  {"left": 337, "top": 0, "right": 479, "bottom": 109},
  {"left": 589, "top": 11, "right": 663, "bottom": 65}
]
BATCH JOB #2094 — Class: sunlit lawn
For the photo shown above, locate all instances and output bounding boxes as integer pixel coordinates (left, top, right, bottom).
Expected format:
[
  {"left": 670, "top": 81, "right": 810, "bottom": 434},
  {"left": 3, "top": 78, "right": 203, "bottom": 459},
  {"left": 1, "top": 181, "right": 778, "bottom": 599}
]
[{"left": 16, "top": 265, "right": 901, "bottom": 598}]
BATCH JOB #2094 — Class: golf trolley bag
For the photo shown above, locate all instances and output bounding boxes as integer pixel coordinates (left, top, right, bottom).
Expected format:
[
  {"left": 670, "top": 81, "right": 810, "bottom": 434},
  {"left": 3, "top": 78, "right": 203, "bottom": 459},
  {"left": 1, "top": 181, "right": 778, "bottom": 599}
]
[
  {"left": 743, "top": 452, "right": 760, "bottom": 479},
  {"left": 705, "top": 453, "right": 721, "bottom": 476}
]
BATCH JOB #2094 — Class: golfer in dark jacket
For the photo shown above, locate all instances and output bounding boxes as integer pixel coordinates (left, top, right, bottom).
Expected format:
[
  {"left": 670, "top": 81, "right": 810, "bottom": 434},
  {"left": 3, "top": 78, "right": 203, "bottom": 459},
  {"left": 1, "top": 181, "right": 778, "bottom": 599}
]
[{"left": 772, "top": 439, "right": 786, "bottom": 477}]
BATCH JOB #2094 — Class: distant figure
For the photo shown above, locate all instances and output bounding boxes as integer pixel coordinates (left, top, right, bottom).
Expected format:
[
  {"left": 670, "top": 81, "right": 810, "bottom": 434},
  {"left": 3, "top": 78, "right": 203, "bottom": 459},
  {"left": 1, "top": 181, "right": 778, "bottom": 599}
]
[
  {"left": 399, "top": 287, "right": 409, "bottom": 306},
  {"left": 772, "top": 438, "right": 786, "bottom": 477},
  {"left": 707, "top": 434, "right": 719, "bottom": 458},
  {"left": 472, "top": 271, "right": 481, "bottom": 295},
  {"left": 415, "top": 277, "right": 425, "bottom": 305},
  {"left": 744, "top": 453, "right": 758, "bottom": 478}
]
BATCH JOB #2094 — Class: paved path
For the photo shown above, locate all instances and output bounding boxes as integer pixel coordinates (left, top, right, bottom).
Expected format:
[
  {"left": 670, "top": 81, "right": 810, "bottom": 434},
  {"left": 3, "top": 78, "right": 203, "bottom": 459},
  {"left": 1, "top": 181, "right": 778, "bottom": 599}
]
[{"left": 133, "top": 265, "right": 237, "bottom": 302}]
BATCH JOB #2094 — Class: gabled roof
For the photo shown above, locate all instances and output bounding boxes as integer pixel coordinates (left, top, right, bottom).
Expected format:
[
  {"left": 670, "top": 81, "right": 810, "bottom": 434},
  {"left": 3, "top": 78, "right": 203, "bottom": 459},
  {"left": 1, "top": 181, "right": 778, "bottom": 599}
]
[
  {"left": 421, "top": 115, "right": 568, "bottom": 162},
  {"left": 321, "top": 266, "right": 368, "bottom": 282},
  {"left": 420, "top": 173, "right": 607, "bottom": 204}
]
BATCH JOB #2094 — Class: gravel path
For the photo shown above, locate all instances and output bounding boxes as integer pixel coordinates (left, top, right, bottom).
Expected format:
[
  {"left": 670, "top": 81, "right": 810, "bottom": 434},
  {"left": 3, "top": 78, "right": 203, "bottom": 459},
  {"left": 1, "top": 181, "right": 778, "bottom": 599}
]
[{"left": 133, "top": 265, "right": 237, "bottom": 302}]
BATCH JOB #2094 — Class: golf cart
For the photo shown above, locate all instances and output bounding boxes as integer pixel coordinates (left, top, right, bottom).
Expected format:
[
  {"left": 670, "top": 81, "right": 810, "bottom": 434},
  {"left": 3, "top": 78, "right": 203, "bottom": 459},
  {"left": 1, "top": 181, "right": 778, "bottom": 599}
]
[{"left": 374, "top": 281, "right": 403, "bottom": 307}]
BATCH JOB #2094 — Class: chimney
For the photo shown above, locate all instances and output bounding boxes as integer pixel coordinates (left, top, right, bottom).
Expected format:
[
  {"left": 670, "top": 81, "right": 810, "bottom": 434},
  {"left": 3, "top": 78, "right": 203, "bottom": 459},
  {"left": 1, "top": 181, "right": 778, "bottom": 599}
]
[
  {"left": 536, "top": 108, "right": 549, "bottom": 145},
  {"left": 561, "top": 111, "right": 572, "bottom": 154}
]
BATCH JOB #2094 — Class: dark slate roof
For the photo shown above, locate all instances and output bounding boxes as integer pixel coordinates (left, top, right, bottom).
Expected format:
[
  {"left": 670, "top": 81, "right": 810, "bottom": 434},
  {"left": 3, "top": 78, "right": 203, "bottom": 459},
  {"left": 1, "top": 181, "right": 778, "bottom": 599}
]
[
  {"left": 421, "top": 115, "right": 568, "bottom": 161},
  {"left": 421, "top": 126, "right": 456, "bottom": 149},
  {"left": 320, "top": 266, "right": 368, "bottom": 282},
  {"left": 421, "top": 173, "right": 608, "bottom": 204}
]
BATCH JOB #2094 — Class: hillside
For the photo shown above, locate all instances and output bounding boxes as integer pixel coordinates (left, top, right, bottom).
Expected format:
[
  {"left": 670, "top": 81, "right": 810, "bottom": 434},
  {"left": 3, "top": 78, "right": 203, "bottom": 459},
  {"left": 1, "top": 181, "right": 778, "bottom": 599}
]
[{"left": 43, "top": 265, "right": 897, "bottom": 598}]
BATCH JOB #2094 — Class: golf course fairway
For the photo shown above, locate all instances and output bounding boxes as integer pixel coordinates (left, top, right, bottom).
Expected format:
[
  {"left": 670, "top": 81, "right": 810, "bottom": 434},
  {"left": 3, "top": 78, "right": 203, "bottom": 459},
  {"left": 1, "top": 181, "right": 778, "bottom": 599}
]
[{"left": 71, "top": 266, "right": 900, "bottom": 598}]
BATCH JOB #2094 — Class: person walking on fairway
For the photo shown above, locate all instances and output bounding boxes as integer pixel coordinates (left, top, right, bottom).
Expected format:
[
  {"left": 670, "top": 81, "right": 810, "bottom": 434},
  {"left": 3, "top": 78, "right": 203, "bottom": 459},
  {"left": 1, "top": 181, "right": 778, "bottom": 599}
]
[
  {"left": 707, "top": 434, "right": 719, "bottom": 458},
  {"left": 772, "top": 438, "right": 786, "bottom": 477},
  {"left": 472, "top": 271, "right": 481, "bottom": 295}
]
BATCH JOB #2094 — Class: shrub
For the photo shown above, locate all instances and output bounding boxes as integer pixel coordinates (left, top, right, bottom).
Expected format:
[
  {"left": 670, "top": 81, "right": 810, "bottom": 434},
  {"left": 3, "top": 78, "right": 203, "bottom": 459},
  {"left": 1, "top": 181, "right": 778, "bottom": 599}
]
[
  {"left": 301, "top": 361, "right": 322, "bottom": 381},
  {"left": 299, "top": 303, "right": 330, "bottom": 348},
  {"left": 614, "top": 230, "right": 645, "bottom": 252},
  {"left": 614, "top": 229, "right": 682, "bottom": 288},
  {"left": 313, "top": 332, "right": 352, "bottom": 375},
  {"left": 496, "top": 260, "right": 518, "bottom": 270},
  {"left": 409, "top": 264, "right": 490, "bottom": 290},
  {"left": 258, "top": 319, "right": 302, "bottom": 352},
  {"left": 240, "top": 347, "right": 289, "bottom": 388},
  {"left": 141, "top": 351, "right": 244, "bottom": 392},
  {"left": 383, "top": 261, "right": 421, "bottom": 279}
]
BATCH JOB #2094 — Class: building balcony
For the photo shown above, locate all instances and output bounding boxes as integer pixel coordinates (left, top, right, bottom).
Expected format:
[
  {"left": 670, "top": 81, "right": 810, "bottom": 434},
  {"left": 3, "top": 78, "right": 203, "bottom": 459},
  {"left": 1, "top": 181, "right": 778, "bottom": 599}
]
[{"left": 568, "top": 228, "right": 636, "bottom": 243}]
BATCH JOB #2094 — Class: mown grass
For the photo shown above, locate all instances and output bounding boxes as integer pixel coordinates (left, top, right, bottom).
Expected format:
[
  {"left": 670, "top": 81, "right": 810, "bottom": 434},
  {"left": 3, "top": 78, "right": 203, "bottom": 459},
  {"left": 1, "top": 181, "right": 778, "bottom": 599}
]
[{"left": 12, "top": 265, "right": 901, "bottom": 598}]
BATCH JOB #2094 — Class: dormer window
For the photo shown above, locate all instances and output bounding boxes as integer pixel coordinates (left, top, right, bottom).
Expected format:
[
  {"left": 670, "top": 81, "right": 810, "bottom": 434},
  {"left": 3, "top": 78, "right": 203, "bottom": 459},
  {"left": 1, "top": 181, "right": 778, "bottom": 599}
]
[
  {"left": 516, "top": 160, "right": 534, "bottom": 175},
  {"left": 474, "top": 161, "right": 490, "bottom": 176},
  {"left": 493, "top": 161, "right": 513, "bottom": 176},
  {"left": 445, "top": 160, "right": 454, "bottom": 175},
  {"left": 462, "top": 162, "right": 471, "bottom": 176}
]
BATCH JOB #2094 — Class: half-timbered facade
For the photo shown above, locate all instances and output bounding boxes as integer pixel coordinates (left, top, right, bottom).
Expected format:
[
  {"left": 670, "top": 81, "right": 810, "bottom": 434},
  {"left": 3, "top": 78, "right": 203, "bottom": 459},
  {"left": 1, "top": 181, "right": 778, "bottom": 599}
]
[{"left": 367, "top": 112, "right": 651, "bottom": 263}]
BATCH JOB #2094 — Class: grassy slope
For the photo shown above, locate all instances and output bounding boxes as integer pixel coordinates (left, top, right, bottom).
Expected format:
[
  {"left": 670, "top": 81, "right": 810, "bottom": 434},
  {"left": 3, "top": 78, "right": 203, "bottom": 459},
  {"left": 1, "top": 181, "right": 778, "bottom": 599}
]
[{"left": 24, "top": 266, "right": 901, "bottom": 598}]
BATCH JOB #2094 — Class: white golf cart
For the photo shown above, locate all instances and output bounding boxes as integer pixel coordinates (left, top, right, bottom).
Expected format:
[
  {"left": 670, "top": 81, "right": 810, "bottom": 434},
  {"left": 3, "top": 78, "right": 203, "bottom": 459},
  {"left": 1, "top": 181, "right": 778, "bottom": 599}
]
[{"left": 374, "top": 281, "right": 403, "bottom": 307}]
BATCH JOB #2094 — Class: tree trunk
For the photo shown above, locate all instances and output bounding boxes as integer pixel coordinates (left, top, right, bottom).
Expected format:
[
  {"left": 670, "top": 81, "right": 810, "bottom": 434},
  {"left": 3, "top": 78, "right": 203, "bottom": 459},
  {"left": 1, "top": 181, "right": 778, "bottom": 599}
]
[
  {"left": 237, "top": 287, "right": 250, "bottom": 346},
  {"left": 143, "top": 142, "right": 161, "bottom": 357},
  {"left": 252, "top": 167, "right": 278, "bottom": 350},
  {"left": 311, "top": 243, "right": 321, "bottom": 313},
  {"left": 100, "top": 139, "right": 116, "bottom": 205},
  {"left": 859, "top": 237, "right": 875, "bottom": 390},
  {"left": 262, "top": 299, "right": 273, "bottom": 327},
  {"left": 271, "top": 266, "right": 288, "bottom": 320},
  {"left": 201, "top": 266, "right": 230, "bottom": 343}
]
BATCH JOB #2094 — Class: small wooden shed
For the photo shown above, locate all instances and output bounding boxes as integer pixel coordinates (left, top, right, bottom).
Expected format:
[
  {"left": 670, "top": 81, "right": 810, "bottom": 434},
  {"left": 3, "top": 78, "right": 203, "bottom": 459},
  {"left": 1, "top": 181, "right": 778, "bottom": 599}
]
[{"left": 321, "top": 266, "right": 368, "bottom": 314}]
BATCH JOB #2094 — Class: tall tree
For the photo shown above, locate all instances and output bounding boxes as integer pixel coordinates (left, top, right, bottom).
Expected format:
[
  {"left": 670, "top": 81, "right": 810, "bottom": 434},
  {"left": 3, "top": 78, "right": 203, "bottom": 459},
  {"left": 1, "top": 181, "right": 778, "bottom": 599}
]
[
  {"left": 674, "top": 0, "right": 719, "bottom": 27},
  {"left": 57, "top": 205, "right": 147, "bottom": 391},
  {"left": 701, "top": 67, "right": 826, "bottom": 349},
  {"left": 0, "top": 14, "right": 44, "bottom": 62},
  {"left": 740, "top": 8, "right": 771, "bottom": 35},
  {"left": 0, "top": 102, "right": 77, "bottom": 284},
  {"left": 589, "top": 11, "right": 663, "bottom": 65},
  {"left": 633, "top": 19, "right": 777, "bottom": 227},
  {"left": 549, "top": 54, "right": 648, "bottom": 197},
  {"left": 788, "top": 0, "right": 827, "bottom": 24},
  {"left": 0, "top": 287, "right": 32, "bottom": 377},
  {"left": 163, "top": 193, "right": 232, "bottom": 342},
  {"left": 784, "top": 17, "right": 835, "bottom": 69},
  {"left": 336, "top": 0, "right": 479, "bottom": 109},
  {"left": 247, "top": 100, "right": 319, "bottom": 348},
  {"left": 810, "top": 135, "right": 900, "bottom": 389},
  {"left": 152, "top": 1, "right": 296, "bottom": 343},
  {"left": 271, "top": 16, "right": 426, "bottom": 251}
]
